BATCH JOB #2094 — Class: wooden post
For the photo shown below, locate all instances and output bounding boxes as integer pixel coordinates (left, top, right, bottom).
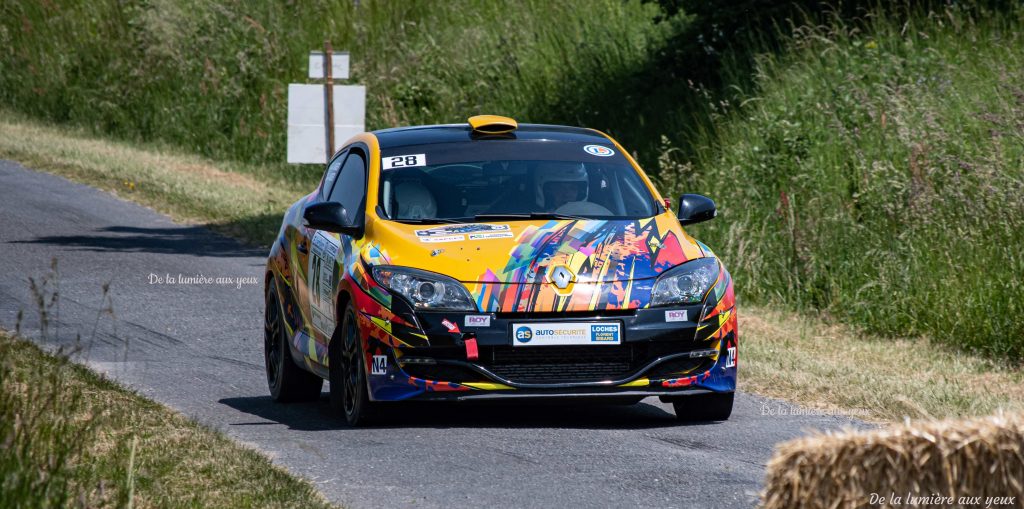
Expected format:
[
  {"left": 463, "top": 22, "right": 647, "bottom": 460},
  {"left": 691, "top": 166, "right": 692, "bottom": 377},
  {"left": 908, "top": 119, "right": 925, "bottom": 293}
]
[{"left": 324, "top": 40, "right": 335, "bottom": 162}]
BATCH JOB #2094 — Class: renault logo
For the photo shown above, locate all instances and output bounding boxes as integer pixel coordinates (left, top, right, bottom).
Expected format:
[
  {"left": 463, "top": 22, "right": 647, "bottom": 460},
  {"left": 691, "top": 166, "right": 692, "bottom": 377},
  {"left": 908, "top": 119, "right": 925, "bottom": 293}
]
[{"left": 548, "top": 265, "right": 576, "bottom": 290}]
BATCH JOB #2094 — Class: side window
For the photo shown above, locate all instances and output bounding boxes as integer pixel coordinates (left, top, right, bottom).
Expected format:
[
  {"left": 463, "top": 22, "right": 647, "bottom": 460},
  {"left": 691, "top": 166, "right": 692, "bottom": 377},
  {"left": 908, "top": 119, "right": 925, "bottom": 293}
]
[
  {"left": 320, "top": 149, "right": 348, "bottom": 200},
  {"left": 327, "top": 149, "right": 367, "bottom": 221}
]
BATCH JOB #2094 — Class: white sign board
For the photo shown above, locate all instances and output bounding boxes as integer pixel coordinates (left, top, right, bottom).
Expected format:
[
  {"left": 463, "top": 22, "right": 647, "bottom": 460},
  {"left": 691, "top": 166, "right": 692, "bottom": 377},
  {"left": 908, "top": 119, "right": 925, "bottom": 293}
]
[
  {"left": 308, "top": 51, "right": 350, "bottom": 80},
  {"left": 287, "top": 84, "right": 366, "bottom": 164}
]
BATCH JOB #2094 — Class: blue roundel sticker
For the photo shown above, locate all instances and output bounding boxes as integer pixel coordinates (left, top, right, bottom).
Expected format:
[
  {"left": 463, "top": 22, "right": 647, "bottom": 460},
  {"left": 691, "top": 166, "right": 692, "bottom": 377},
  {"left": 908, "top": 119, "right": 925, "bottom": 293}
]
[
  {"left": 583, "top": 144, "right": 614, "bottom": 157},
  {"left": 515, "top": 326, "right": 533, "bottom": 343}
]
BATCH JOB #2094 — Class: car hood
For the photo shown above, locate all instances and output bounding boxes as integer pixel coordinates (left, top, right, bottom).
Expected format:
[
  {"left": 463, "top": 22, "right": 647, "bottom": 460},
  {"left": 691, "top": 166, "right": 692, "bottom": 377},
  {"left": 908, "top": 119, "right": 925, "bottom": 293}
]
[{"left": 365, "top": 213, "right": 707, "bottom": 285}]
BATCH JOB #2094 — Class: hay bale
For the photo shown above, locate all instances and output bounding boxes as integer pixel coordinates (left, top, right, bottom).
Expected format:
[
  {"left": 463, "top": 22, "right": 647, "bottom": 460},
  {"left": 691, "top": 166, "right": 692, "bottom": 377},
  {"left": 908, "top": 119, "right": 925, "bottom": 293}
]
[{"left": 761, "top": 412, "right": 1024, "bottom": 508}]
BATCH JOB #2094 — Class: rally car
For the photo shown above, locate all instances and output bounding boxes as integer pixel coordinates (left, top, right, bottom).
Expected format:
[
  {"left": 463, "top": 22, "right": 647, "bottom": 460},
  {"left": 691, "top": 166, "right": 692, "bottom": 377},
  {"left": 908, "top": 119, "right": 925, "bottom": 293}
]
[{"left": 264, "top": 115, "right": 737, "bottom": 426}]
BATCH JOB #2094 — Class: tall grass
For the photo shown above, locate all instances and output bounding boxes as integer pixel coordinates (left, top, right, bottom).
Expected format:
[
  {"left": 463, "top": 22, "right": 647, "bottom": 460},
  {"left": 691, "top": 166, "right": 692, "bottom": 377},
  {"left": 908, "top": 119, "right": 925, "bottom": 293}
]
[
  {"left": 669, "top": 6, "right": 1024, "bottom": 358},
  {"left": 0, "top": 0, "right": 668, "bottom": 169}
]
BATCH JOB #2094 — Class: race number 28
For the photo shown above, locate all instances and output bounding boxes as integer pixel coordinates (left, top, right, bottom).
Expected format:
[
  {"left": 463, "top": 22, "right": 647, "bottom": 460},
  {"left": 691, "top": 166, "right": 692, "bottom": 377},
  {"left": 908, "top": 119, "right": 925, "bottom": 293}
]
[{"left": 382, "top": 153, "right": 426, "bottom": 170}]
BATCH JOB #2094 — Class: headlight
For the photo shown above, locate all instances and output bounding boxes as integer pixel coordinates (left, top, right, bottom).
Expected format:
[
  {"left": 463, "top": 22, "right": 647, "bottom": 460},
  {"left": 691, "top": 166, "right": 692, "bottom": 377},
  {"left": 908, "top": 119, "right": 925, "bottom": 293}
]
[
  {"left": 651, "top": 258, "right": 719, "bottom": 306},
  {"left": 371, "top": 265, "right": 477, "bottom": 311}
]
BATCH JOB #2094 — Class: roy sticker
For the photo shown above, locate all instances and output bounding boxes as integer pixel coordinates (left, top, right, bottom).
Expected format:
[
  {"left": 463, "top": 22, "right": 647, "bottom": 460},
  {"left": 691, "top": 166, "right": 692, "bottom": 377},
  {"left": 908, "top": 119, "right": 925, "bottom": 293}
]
[
  {"left": 665, "top": 310, "right": 688, "bottom": 322},
  {"left": 464, "top": 315, "right": 491, "bottom": 327}
]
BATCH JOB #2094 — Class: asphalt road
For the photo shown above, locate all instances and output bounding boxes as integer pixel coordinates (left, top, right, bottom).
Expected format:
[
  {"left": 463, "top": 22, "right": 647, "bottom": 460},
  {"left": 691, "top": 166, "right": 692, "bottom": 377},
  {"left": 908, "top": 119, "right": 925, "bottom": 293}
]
[{"left": 0, "top": 160, "right": 867, "bottom": 509}]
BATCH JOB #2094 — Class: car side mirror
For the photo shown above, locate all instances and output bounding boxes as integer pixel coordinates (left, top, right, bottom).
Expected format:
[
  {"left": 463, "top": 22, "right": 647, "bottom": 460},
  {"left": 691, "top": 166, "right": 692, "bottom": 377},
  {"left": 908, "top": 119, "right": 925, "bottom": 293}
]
[
  {"left": 677, "top": 194, "right": 717, "bottom": 226},
  {"left": 303, "top": 201, "right": 363, "bottom": 238}
]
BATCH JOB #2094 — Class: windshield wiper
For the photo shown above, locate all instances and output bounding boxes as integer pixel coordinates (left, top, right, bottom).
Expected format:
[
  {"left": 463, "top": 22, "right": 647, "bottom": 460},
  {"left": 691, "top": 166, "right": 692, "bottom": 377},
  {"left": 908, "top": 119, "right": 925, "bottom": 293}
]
[
  {"left": 390, "top": 217, "right": 468, "bottom": 225},
  {"left": 472, "top": 212, "right": 590, "bottom": 221}
]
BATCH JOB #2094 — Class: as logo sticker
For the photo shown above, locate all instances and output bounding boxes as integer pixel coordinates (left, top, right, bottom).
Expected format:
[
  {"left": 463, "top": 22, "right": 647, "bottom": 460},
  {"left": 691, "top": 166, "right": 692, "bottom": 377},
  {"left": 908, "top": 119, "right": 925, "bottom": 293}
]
[
  {"left": 371, "top": 355, "right": 388, "bottom": 375},
  {"left": 725, "top": 347, "right": 737, "bottom": 368}
]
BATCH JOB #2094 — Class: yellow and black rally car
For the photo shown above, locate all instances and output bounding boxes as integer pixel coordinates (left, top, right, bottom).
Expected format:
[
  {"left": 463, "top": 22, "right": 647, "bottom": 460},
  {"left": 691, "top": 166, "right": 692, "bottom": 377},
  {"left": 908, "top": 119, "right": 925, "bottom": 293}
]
[{"left": 264, "top": 115, "right": 737, "bottom": 425}]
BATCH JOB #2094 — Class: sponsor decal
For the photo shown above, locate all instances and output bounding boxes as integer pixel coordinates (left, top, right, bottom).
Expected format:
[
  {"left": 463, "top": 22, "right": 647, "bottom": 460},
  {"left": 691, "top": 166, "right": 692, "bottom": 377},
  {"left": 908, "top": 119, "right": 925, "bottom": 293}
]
[
  {"left": 583, "top": 144, "right": 615, "bottom": 157},
  {"left": 514, "top": 326, "right": 533, "bottom": 344},
  {"left": 416, "top": 223, "right": 510, "bottom": 237},
  {"left": 382, "top": 153, "right": 426, "bottom": 170},
  {"left": 371, "top": 355, "right": 388, "bottom": 375},
  {"left": 725, "top": 346, "right": 737, "bottom": 368},
  {"left": 590, "top": 324, "right": 619, "bottom": 342},
  {"left": 665, "top": 309, "right": 688, "bottom": 322},
  {"left": 441, "top": 318, "right": 461, "bottom": 333},
  {"left": 465, "top": 315, "right": 491, "bottom": 327},
  {"left": 307, "top": 232, "right": 341, "bottom": 336},
  {"left": 418, "top": 234, "right": 464, "bottom": 243},
  {"left": 468, "top": 232, "right": 514, "bottom": 240},
  {"left": 512, "top": 322, "right": 621, "bottom": 346}
]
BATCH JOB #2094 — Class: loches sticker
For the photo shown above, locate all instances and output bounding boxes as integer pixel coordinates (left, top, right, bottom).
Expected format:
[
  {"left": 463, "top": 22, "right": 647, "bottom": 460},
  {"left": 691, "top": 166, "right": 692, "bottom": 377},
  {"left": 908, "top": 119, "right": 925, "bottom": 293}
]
[
  {"left": 725, "top": 347, "right": 737, "bottom": 368},
  {"left": 382, "top": 153, "right": 426, "bottom": 170},
  {"left": 371, "top": 355, "right": 388, "bottom": 375}
]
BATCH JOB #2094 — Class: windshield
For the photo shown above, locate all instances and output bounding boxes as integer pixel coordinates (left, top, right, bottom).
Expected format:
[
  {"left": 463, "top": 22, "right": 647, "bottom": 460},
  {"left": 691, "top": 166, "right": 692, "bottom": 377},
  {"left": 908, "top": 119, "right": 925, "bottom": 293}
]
[{"left": 379, "top": 141, "right": 659, "bottom": 222}]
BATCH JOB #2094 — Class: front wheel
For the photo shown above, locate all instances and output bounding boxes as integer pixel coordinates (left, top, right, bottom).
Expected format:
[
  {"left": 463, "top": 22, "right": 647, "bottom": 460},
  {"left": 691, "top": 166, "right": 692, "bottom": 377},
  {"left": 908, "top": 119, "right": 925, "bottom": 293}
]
[
  {"left": 330, "top": 304, "right": 376, "bottom": 426},
  {"left": 265, "top": 282, "right": 323, "bottom": 402},
  {"left": 672, "top": 392, "right": 734, "bottom": 422}
]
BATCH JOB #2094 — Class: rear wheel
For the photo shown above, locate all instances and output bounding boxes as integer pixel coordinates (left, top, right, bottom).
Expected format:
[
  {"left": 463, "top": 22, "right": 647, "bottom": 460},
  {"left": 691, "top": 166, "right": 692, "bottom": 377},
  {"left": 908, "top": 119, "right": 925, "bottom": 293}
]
[
  {"left": 330, "top": 304, "right": 376, "bottom": 426},
  {"left": 672, "top": 392, "right": 734, "bottom": 422},
  {"left": 264, "top": 282, "right": 323, "bottom": 402}
]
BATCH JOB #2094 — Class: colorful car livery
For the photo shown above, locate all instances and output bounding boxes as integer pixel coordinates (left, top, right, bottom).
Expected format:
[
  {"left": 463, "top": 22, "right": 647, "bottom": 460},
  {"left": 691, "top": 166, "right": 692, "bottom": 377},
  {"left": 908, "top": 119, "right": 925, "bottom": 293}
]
[{"left": 264, "top": 115, "right": 737, "bottom": 425}]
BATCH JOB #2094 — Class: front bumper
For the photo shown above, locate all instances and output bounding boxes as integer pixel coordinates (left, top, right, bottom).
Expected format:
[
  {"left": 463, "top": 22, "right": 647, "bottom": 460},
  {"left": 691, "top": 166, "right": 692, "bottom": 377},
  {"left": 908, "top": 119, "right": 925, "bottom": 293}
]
[{"left": 362, "top": 305, "right": 739, "bottom": 402}]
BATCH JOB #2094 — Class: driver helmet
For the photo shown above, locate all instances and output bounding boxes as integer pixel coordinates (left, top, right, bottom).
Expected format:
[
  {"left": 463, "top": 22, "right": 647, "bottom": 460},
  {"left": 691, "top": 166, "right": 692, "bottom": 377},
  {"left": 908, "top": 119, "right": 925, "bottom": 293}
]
[{"left": 534, "top": 161, "right": 589, "bottom": 207}]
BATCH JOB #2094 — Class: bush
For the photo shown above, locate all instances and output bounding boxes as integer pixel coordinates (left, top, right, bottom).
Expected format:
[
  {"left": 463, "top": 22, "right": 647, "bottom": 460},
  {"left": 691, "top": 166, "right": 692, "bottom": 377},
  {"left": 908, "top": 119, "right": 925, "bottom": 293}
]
[{"left": 676, "top": 6, "right": 1024, "bottom": 357}]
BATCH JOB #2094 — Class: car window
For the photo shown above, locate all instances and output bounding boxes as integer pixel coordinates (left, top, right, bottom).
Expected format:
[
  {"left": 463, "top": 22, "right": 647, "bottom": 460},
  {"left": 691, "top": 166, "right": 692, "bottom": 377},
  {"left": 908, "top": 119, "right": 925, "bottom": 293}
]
[
  {"left": 319, "top": 149, "right": 348, "bottom": 200},
  {"left": 327, "top": 149, "right": 367, "bottom": 222},
  {"left": 378, "top": 141, "right": 659, "bottom": 221}
]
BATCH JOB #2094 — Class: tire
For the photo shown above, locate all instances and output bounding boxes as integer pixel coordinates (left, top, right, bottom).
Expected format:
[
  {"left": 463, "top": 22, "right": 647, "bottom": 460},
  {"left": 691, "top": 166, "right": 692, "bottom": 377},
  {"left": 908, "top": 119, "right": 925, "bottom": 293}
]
[
  {"left": 672, "top": 392, "right": 734, "bottom": 422},
  {"left": 264, "top": 281, "right": 323, "bottom": 402},
  {"left": 330, "top": 304, "right": 376, "bottom": 426}
]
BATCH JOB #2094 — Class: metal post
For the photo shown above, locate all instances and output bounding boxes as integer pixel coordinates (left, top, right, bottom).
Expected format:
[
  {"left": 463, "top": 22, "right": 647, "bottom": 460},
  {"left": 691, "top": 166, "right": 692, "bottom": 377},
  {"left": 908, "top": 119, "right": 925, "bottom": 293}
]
[{"left": 324, "top": 40, "right": 335, "bottom": 162}]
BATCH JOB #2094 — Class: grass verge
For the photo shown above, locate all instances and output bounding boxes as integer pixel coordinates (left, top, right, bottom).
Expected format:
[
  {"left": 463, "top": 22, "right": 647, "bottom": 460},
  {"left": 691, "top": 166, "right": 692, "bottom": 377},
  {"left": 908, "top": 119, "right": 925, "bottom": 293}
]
[
  {"left": 0, "top": 111, "right": 311, "bottom": 246},
  {"left": 0, "top": 330, "right": 336, "bottom": 508},
  {"left": 741, "top": 306, "right": 1024, "bottom": 423}
]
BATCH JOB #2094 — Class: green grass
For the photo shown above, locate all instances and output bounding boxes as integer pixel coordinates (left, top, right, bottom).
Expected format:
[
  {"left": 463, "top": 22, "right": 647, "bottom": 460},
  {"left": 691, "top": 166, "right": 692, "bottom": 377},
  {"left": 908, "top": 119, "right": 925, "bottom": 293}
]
[
  {"left": 2, "top": 1, "right": 1021, "bottom": 361},
  {"left": 0, "top": 0, "right": 669, "bottom": 166},
  {"left": 0, "top": 111, "right": 305, "bottom": 246},
  {"left": 667, "top": 6, "right": 1024, "bottom": 358},
  {"left": 0, "top": 330, "right": 337, "bottom": 509}
]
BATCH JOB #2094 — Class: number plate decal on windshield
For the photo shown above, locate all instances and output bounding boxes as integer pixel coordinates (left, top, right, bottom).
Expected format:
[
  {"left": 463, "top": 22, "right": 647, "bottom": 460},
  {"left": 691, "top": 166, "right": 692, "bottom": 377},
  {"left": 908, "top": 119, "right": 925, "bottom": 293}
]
[{"left": 382, "top": 153, "right": 426, "bottom": 170}]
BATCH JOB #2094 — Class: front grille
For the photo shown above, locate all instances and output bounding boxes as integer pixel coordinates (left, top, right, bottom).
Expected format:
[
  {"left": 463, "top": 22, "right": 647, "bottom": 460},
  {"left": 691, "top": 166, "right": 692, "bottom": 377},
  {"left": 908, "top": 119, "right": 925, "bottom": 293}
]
[
  {"left": 398, "top": 342, "right": 709, "bottom": 385},
  {"left": 481, "top": 344, "right": 638, "bottom": 383},
  {"left": 401, "top": 363, "right": 483, "bottom": 383}
]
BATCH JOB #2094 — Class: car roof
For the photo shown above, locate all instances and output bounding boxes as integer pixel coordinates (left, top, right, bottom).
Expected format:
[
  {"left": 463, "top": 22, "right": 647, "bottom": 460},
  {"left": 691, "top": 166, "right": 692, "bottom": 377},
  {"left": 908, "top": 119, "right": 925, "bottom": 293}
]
[{"left": 372, "top": 123, "right": 611, "bottom": 150}]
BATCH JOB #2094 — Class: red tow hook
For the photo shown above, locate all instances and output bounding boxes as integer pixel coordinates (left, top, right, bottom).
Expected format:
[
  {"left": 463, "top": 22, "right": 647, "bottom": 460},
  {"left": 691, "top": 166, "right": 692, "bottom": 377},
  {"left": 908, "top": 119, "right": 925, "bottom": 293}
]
[{"left": 463, "top": 333, "right": 479, "bottom": 361}]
